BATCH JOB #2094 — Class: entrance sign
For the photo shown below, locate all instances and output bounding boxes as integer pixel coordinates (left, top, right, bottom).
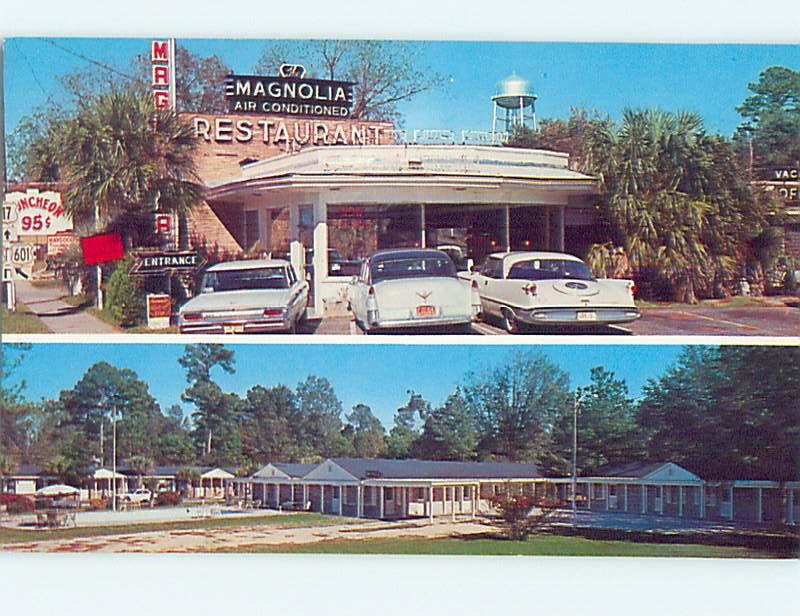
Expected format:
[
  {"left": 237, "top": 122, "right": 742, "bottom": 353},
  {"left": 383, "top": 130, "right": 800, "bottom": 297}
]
[
  {"left": 130, "top": 250, "right": 205, "bottom": 275},
  {"left": 4, "top": 189, "right": 73, "bottom": 237},
  {"left": 146, "top": 293, "right": 172, "bottom": 329},
  {"left": 225, "top": 73, "right": 354, "bottom": 118}
]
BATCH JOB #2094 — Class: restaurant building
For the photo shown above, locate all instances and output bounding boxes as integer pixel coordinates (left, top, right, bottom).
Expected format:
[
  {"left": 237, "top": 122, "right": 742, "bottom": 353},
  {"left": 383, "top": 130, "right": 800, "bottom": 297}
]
[{"left": 176, "top": 70, "right": 600, "bottom": 316}]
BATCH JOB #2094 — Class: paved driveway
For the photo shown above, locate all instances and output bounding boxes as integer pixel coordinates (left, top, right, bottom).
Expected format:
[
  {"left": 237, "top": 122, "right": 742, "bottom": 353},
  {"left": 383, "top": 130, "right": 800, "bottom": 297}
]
[{"left": 14, "top": 281, "right": 118, "bottom": 334}]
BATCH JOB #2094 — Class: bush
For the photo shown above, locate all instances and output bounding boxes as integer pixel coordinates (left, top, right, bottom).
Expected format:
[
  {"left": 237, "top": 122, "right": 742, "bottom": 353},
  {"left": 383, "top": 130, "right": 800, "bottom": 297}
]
[
  {"left": 154, "top": 491, "right": 182, "bottom": 507},
  {"left": 105, "top": 257, "right": 145, "bottom": 326},
  {"left": 489, "top": 493, "right": 560, "bottom": 541},
  {"left": 87, "top": 498, "right": 110, "bottom": 511},
  {"left": 6, "top": 495, "right": 35, "bottom": 514}
]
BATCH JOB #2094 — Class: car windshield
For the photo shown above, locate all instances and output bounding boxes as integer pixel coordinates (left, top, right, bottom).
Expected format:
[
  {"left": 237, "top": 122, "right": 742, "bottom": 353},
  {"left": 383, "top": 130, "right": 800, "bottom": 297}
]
[
  {"left": 370, "top": 255, "right": 457, "bottom": 282},
  {"left": 202, "top": 267, "right": 289, "bottom": 292},
  {"left": 507, "top": 259, "right": 595, "bottom": 281}
]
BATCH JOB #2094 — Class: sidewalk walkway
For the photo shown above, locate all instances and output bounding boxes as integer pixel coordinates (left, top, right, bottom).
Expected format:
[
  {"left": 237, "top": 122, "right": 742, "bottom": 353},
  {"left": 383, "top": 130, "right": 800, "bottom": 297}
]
[{"left": 14, "top": 280, "right": 118, "bottom": 334}]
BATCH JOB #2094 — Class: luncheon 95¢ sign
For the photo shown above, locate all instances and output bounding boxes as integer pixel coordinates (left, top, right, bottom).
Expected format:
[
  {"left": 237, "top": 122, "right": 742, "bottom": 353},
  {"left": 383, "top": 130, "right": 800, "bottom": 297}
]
[{"left": 3, "top": 189, "right": 73, "bottom": 236}]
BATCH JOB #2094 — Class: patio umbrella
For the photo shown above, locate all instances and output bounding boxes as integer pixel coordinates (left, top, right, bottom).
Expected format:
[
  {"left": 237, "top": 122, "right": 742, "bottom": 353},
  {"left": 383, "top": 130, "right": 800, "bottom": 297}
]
[{"left": 35, "top": 484, "right": 80, "bottom": 497}]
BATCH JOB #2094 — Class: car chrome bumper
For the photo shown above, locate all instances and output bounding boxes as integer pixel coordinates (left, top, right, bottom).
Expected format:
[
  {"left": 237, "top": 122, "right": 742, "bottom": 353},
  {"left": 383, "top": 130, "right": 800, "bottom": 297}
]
[
  {"left": 516, "top": 307, "right": 641, "bottom": 325},
  {"left": 367, "top": 314, "right": 473, "bottom": 330},
  {"left": 179, "top": 318, "right": 292, "bottom": 334}
]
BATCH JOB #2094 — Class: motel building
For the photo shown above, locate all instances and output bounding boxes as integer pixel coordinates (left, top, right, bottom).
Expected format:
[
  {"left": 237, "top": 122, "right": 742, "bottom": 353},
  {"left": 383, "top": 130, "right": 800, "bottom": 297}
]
[
  {"left": 229, "top": 458, "right": 800, "bottom": 527},
  {"left": 179, "top": 71, "right": 600, "bottom": 317}
]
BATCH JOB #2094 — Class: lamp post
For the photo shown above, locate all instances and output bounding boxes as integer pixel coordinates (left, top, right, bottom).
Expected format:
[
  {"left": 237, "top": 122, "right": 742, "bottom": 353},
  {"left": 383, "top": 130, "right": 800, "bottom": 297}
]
[
  {"left": 572, "top": 392, "right": 579, "bottom": 519},
  {"left": 111, "top": 406, "right": 118, "bottom": 512}
]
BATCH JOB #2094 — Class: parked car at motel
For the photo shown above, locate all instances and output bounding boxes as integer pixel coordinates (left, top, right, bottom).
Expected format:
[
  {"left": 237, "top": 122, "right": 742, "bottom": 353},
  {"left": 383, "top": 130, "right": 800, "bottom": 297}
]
[
  {"left": 178, "top": 259, "right": 308, "bottom": 334},
  {"left": 468, "top": 251, "right": 640, "bottom": 332},
  {"left": 347, "top": 248, "right": 482, "bottom": 333},
  {"left": 120, "top": 487, "right": 153, "bottom": 504}
]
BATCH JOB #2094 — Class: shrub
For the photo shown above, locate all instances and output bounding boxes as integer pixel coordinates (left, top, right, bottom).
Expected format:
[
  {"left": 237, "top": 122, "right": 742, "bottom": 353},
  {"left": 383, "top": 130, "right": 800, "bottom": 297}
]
[
  {"left": 6, "top": 495, "right": 35, "bottom": 515},
  {"left": 87, "top": 498, "right": 110, "bottom": 511},
  {"left": 489, "top": 493, "right": 560, "bottom": 541},
  {"left": 105, "top": 257, "right": 145, "bottom": 326},
  {"left": 155, "top": 491, "right": 182, "bottom": 507}
]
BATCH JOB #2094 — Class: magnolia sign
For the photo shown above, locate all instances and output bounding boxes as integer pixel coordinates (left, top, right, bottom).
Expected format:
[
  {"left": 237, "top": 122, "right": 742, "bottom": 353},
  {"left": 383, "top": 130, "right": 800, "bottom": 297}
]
[
  {"left": 225, "top": 71, "right": 354, "bottom": 118},
  {"left": 3, "top": 189, "right": 73, "bottom": 237}
]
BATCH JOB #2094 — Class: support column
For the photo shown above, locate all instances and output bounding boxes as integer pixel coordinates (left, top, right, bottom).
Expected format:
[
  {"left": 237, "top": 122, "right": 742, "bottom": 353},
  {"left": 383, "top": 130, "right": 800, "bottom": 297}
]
[
  {"left": 303, "top": 484, "right": 308, "bottom": 510},
  {"left": 428, "top": 485, "right": 434, "bottom": 523},
  {"left": 499, "top": 206, "right": 510, "bottom": 251},
  {"left": 642, "top": 485, "right": 647, "bottom": 514},
  {"left": 338, "top": 485, "right": 343, "bottom": 516},
  {"left": 659, "top": 485, "right": 664, "bottom": 515},
  {"left": 554, "top": 206, "right": 565, "bottom": 252},
  {"left": 288, "top": 204, "right": 303, "bottom": 277},
  {"left": 624, "top": 484, "right": 628, "bottom": 513},
  {"left": 472, "top": 484, "right": 477, "bottom": 518},
  {"left": 320, "top": 485, "right": 325, "bottom": 514},
  {"left": 312, "top": 192, "right": 328, "bottom": 316},
  {"left": 700, "top": 485, "right": 705, "bottom": 519},
  {"left": 788, "top": 489, "right": 794, "bottom": 525},
  {"left": 729, "top": 485, "right": 735, "bottom": 521},
  {"left": 679, "top": 486, "right": 684, "bottom": 517},
  {"left": 605, "top": 484, "right": 609, "bottom": 511},
  {"left": 356, "top": 485, "right": 362, "bottom": 518},
  {"left": 756, "top": 488, "right": 763, "bottom": 524},
  {"left": 419, "top": 204, "right": 427, "bottom": 248},
  {"left": 260, "top": 209, "right": 272, "bottom": 256},
  {"left": 451, "top": 485, "right": 456, "bottom": 521},
  {"left": 587, "top": 483, "right": 592, "bottom": 510},
  {"left": 544, "top": 208, "right": 551, "bottom": 249},
  {"left": 275, "top": 484, "right": 280, "bottom": 508},
  {"left": 379, "top": 486, "right": 384, "bottom": 519}
]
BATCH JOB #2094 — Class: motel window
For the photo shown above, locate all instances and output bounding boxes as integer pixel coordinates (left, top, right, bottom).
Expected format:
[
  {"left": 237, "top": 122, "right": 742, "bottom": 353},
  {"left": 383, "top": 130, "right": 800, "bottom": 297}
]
[{"left": 386, "top": 489, "right": 393, "bottom": 501}]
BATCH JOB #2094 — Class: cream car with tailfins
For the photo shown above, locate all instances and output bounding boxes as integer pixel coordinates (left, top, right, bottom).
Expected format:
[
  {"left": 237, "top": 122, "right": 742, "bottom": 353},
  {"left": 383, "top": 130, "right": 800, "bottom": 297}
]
[
  {"left": 178, "top": 259, "right": 308, "bottom": 334},
  {"left": 348, "top": 248, "right": 481, "bottom": 333},
  {"left": 470, "top": 251, "right": 640, "bottom": 332}
]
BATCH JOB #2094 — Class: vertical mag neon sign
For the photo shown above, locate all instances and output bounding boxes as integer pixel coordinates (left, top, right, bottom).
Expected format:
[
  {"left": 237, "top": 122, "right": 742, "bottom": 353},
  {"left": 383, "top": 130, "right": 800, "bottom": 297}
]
[{"left": 151, "top": 39, "right": 176, "bottom": 110}]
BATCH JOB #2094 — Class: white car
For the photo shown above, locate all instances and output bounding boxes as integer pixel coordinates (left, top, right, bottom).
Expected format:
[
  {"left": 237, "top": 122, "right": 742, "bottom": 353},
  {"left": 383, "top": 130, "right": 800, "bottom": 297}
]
[
  {"left": 348, "top": 248, "right": 482, "bottom": 333},
  {"left": 178, "top": 259, "right": 309, "bottom": 334},
  {"left": 469, "top": 251, "right": 640, "bottom": 332},
  {"left": 121, "top": 488, "right": 152, "bottom": 504}
]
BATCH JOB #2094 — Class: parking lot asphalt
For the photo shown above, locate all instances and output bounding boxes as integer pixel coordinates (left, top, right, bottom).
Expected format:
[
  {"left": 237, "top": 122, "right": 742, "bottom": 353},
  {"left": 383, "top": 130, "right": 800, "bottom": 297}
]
[{"left": 310, "top": 302, "right": 800, "bottom": 336}]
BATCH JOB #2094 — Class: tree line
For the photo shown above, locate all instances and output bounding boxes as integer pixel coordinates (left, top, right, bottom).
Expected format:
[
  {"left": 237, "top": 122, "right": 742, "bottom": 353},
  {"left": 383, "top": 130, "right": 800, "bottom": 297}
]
[{"left": 1, "top": 344, "right": 797, "bottom": 483}]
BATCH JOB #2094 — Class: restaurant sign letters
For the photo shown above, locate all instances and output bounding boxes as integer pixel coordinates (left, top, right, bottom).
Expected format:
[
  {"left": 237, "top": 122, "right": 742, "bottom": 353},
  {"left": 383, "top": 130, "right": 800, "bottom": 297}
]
[
  {"left": 225, "top": 69, "right": 354, "bottom": 118},
  {"left": 130, "top": 251, "right": 206, "bottom": 275}
]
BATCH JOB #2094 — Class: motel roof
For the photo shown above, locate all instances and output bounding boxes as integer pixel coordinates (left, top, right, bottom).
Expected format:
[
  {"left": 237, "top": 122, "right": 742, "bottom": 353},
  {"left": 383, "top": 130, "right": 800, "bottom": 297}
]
[
  {"left": 273, "top": 463, "right": 318, "bottom": 478},
  {"left": 589, "top": 461, "right": 702, "bottom": 482},
  {"left": 328, "top": 458, "right": 543, "bottom": 481}
]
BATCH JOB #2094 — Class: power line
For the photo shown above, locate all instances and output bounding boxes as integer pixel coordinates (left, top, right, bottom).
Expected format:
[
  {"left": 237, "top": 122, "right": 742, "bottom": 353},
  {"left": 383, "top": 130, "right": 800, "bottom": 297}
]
[
  {"left": 11, "top": 39, "right": 59, "bottom": 107},
  {"left": 43, "top": 38, "right": 139, "bottom": 82}
]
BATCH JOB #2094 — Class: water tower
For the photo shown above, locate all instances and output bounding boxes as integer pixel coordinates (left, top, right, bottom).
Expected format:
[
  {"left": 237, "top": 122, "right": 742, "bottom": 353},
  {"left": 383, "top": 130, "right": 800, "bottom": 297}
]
[{"left": 492, "top": 72, "right": 537, "bottom": 135}]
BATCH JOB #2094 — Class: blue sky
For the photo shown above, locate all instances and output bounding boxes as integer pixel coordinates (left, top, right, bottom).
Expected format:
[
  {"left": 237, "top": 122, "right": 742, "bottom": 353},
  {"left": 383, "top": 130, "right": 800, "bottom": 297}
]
[
  {"left": 4, "top": 38, "right": 800, "bottom": 138},
  {"left": 10, "top": 342, "right": 685, "bottom": 427}
]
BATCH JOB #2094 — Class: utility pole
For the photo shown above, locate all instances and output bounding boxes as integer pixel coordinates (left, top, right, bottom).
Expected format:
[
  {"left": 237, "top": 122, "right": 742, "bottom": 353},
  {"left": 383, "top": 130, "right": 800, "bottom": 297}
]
[
  {"left": 112, "top": 406, "right": 117, "bottom": 511},
  {"left": 572, "top": 392, "right": 579, "bottom": 520}
]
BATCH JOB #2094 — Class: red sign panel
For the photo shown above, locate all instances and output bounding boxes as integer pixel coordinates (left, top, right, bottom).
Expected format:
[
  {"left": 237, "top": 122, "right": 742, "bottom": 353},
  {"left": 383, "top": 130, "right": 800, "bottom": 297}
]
[{"left": 81, "top": 232, "right": 124, "bottom": 266}]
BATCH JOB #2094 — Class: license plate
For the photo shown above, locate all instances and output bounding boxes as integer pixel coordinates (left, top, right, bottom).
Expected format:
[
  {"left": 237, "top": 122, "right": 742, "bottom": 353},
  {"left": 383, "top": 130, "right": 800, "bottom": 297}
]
[
  {"left": 415, "top": 305, "right": 436, "bottom": 318},
  {"left": 223, "top": 324, "right": 245, "bottom": 334},
  {"left": 576, "top": 311, "right": 597, "bottom": 322}
]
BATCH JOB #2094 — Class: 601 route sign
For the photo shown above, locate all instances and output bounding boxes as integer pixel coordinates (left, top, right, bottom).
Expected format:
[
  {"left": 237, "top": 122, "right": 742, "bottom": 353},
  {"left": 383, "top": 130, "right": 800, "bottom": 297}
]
[{"left": 3, "top": 244, "right": 36, "bottom": 266}]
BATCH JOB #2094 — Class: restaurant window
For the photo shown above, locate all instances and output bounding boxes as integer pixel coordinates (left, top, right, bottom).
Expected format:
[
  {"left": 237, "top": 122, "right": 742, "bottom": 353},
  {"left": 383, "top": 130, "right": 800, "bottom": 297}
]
[{"left": 326, "top": 204, "right": 422, "bottom": 264}]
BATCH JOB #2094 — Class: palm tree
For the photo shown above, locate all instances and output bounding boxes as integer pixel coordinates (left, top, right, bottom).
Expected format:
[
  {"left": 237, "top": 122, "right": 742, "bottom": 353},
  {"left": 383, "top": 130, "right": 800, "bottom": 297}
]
[
  {"left": 584, "top": 108, "right": 755, "bottom": 302},
  {"left": 61, "top": 87, "right": 203, "bottom": 246}
]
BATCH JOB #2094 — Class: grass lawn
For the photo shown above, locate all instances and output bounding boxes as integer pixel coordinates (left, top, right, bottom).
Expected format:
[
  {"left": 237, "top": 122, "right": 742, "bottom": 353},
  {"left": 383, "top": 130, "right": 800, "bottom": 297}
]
[
  {"left": 0, "top": 512, "right": 362, "bottom": 545},
  {"left": 86, "top": 307, "right": 177, "bottom": 333},
  {"left": 218, "top": 534, "right": 786, "bottom": 558},
  {"left": 1, "top": 303, "right": 52, "bottom": 333}
]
